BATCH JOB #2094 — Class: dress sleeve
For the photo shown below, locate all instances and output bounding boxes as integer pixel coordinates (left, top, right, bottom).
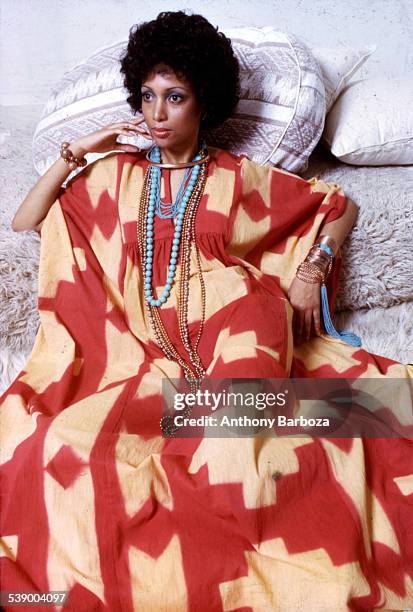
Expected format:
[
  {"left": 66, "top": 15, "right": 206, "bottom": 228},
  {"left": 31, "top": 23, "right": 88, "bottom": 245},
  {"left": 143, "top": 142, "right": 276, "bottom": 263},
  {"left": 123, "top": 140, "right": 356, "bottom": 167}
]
[
  {"left": 26, "top": 152, "right": 131, "bottom": 403},
  {"left": 44, "top": 152, "right": 120, "bottom": 236},
  {"left": 36, "top": 151, "right": 123, "bottom": 308},
  {"left": 226, "top": 155, "right": 347, "bottom": 309}
]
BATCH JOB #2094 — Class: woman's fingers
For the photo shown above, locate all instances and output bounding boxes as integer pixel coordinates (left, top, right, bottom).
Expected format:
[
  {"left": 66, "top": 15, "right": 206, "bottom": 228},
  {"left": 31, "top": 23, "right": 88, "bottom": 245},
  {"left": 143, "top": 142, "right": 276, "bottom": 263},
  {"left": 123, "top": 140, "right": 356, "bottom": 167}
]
[
  {"left": 111, "top": 128, "right": 150, "bottom": 139},
  {"left": 106, "top": 119, "right": 149, "bottom": 135},
  {"left": 136, "top": 130, "right": 153, "bottom": 140},
  {"left": 123, "top": 122, "right": 150, "bottom": 133},
  {"left": 122, "top": 125, "right": 150, "bottom": 136},
  {"left": 288, "top": 277, "right": 322, "bottom": 345},
  {"left": 305, "top": 310, "right": 313, "bottom": 341},
  {"left": 109, "top": 128, "right": 139, "bottom": 138},
  {"left": 129, "top": 127, "right": 152, "bottom": 138},
  {"left": 313, "top": 308, "right": 322, "bottom": 336},
  {"left": 292, "top": 310, "right": 298, "bottom": 343},
  {"left": 294, "top": 310, "right": 305, "bottom": 345},
  {"left": 293, "top": 308, "right": 322, "bottom": 345}
]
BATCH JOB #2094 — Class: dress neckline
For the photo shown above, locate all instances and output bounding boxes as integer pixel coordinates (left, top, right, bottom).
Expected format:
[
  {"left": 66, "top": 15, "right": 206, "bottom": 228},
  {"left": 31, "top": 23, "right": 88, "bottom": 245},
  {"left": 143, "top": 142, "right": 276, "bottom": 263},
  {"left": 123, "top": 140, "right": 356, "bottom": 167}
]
[{"left": 139, "top": 147, "right": 220, "bottom": 224}]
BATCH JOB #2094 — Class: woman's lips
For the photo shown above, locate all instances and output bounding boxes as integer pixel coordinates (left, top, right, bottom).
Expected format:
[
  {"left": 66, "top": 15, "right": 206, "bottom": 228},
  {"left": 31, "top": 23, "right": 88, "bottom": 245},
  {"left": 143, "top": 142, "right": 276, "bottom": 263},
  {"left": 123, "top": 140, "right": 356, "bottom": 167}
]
[{"left": 152, "top": 128, "right": 171, "bottom": 138}]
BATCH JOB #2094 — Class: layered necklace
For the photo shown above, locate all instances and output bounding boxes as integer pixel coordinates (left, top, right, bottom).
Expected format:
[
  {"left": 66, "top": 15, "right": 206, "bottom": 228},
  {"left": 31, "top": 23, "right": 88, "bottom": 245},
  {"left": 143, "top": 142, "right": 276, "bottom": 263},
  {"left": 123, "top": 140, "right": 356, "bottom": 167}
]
[{"left": 137, "top": 141, "right": 210, "bottom": 436}]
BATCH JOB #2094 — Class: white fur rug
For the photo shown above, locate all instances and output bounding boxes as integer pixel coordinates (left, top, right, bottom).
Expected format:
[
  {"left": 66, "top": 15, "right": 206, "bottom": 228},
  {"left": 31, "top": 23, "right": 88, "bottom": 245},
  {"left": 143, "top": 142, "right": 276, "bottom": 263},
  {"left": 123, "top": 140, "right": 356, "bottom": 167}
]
[{"left": 0, "top": 104, "right": 412, "bottom": 394}]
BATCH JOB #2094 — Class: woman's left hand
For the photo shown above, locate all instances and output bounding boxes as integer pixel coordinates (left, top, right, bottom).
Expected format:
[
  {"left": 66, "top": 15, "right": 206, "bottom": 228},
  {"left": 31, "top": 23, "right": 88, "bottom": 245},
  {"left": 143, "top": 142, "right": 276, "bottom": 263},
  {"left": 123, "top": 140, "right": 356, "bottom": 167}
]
[{"left": 287, "top": 277, "right": 322, "bottom": 345}]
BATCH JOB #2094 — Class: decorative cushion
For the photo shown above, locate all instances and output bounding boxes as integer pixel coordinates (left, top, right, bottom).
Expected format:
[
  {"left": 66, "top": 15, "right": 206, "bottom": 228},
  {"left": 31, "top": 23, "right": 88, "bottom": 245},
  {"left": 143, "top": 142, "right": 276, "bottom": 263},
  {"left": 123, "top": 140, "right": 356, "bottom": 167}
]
[
  {"left": 322, "top": 77, "right": 413, "bottom": 165},
  {"left": 310, "top": 45, "right": 376, "bottom": 112},
  {"left": 33, "top": 26, "right": 326, "bottom": 177},
  {"left": 206, "top": 27, "right": 326, "bottom": 172}
]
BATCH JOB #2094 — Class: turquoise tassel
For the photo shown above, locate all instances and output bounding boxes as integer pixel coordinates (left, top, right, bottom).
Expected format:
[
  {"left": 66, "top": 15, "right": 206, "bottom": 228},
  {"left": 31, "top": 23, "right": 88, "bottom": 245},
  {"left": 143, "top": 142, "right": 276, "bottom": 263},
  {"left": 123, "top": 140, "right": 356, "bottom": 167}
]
[{"left": 320, "top": 284, "right": 362, "bottom": 347}]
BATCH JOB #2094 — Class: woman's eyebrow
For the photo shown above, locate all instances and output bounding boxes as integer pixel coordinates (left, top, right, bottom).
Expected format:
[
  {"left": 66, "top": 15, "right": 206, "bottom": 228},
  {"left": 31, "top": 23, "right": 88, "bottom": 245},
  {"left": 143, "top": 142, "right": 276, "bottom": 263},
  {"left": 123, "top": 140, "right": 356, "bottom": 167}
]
[{"left": 141, "top": 85, "right": 188, "bottom": 91}]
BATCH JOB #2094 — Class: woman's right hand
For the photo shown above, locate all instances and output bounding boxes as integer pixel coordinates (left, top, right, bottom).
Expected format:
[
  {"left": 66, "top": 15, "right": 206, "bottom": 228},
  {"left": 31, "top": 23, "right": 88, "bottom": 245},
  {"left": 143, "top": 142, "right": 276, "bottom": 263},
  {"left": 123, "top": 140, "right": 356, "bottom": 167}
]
[{"left": 71, "top": 117, "right": 153, "bottom": 156}]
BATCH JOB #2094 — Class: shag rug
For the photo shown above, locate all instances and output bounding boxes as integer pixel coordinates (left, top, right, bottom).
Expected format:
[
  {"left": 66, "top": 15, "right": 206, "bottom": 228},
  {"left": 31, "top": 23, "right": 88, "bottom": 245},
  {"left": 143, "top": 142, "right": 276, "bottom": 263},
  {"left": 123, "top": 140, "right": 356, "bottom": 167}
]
[{"left": 0, "top": 104, "right": 412, "bottom": 393}]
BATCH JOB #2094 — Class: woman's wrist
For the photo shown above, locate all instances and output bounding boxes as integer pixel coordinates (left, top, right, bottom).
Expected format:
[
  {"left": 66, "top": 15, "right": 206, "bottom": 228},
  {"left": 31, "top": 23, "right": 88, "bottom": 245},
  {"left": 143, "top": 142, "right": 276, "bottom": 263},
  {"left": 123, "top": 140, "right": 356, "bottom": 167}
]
[
  {"left": 296, "top": 239, "right": 335, "bottom": 283},
  {"left": 69, "top": 140, "right": 87, "bottom": 158},
  {"left": 318, "top": 234, "right": 339, "bottom": 256}
]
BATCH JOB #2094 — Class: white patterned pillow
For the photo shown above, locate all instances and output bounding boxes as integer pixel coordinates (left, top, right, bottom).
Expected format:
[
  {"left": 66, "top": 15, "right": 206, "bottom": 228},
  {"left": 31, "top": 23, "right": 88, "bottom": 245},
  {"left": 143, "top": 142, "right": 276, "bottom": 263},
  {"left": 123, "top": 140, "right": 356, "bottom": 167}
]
[{"left": 33, "top": 26, "right": 325, "bottom": 177}]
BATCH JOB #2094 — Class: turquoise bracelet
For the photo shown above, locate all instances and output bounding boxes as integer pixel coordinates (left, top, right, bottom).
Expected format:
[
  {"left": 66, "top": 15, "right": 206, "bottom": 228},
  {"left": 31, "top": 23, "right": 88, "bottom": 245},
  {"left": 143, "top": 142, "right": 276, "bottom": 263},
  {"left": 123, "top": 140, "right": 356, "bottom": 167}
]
[
  {"left": 312, "top": 243, "right": 362, "bottom": 347},
  {"left": 316, "top": 243, "right": 335, "bottom": 258}
]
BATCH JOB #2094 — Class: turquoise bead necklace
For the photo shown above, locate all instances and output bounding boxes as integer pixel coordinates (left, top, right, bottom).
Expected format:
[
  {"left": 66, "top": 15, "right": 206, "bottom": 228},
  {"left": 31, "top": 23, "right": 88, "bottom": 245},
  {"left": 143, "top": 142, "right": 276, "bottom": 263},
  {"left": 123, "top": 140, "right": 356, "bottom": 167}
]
[
  {"left": 152, "top": 164, "right": 191, "bottom": 220},
  {"left": 144, "top": 142, "right": 207, "bottom": 307}
]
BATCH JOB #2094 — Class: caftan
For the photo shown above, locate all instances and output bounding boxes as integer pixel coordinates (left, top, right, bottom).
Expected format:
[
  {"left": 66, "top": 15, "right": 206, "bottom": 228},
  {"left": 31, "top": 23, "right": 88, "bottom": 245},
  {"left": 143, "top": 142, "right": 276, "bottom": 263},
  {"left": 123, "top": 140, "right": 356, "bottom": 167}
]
[{"left": 1, "top": 147, "right": 412, "bottom": 611}]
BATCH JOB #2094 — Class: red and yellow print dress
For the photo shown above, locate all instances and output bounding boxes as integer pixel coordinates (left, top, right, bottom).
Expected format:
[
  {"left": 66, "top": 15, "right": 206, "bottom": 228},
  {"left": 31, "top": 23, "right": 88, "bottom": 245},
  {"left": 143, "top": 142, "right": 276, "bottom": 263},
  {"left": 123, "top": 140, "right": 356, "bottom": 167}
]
[{"left": 1, "top": 147, "right": 412, "bottom": 611}]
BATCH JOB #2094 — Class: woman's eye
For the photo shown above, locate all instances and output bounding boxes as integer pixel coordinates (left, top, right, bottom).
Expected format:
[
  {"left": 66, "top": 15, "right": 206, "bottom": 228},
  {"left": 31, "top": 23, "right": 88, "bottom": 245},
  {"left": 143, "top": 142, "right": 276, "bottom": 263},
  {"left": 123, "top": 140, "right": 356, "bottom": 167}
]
[{"left": 141, "top": 92, "right": 182, "bottom": 103}]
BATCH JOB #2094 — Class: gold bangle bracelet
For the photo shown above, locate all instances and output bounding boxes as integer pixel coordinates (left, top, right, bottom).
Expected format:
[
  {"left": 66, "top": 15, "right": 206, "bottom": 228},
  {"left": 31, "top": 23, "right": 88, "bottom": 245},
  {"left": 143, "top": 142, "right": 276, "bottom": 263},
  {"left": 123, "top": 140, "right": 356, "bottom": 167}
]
[{"left": 318, "top": 235, "right": 338, "bottom": 256}]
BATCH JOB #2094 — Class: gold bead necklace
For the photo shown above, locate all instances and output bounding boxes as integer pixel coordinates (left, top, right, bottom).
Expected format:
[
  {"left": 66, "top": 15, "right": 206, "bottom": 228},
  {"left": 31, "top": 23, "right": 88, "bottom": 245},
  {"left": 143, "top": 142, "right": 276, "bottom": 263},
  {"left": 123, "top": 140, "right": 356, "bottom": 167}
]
[{"left": 136, "top": 156, "right": 209, "bottom": 436}]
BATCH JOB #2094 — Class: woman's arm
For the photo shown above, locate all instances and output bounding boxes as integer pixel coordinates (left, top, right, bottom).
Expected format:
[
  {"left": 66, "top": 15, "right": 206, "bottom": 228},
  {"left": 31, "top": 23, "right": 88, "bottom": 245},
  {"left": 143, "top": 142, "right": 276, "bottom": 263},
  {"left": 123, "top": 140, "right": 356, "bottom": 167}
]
[
  {"left": 11, "top": 141, "right": 86, "bottom": 232},
  {"left": 11, "top": 117, "right": 149, "bottom": 233},
  {"left": 317, "top": 197, "right": 359, "bottom": 253},
  {"left": 287, "top": 197, "right": 359, "bottom": 344}
]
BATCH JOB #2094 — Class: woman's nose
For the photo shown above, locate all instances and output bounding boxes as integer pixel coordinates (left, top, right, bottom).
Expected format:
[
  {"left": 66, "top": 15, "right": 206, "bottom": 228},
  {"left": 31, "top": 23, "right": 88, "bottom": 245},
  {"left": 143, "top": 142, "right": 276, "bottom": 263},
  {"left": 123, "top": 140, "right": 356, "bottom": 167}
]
[{"left": 153, "top": 99, "right": 167, "bottom": 122}]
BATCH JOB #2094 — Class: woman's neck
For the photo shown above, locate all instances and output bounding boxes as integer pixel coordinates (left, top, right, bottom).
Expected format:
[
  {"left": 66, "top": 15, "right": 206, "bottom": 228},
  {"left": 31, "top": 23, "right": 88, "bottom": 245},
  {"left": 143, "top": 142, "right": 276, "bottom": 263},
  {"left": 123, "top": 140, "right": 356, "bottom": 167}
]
[{"left": 159, "top": 140, "right": 200, "bottom": 166}]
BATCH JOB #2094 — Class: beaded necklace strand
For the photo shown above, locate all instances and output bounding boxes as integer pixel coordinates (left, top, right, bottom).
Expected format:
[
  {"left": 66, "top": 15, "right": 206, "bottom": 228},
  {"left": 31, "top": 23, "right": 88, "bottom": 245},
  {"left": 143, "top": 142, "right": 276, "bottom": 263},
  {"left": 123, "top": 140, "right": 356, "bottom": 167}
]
[
  {"left": 153, "top": 166, "right": 192, "bottom": 220},
  {"left": 137, "top": 143, "right": 209, "bottom": 436}
]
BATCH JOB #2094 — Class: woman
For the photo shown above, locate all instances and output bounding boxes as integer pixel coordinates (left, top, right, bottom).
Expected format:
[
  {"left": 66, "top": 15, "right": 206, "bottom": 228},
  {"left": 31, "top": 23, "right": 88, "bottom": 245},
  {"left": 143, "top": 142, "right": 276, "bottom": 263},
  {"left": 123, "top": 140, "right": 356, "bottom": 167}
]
[{"left": 2, "top": 11, "right": 412, "bottom": 612}]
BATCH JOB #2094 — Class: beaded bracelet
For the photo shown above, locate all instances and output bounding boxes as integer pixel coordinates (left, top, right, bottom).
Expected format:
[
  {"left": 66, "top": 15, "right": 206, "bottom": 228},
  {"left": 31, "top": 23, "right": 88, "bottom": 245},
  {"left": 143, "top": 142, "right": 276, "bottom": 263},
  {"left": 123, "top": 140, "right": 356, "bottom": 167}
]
[
  {"left": 296, "top": 242, "right": 334, "bottom": 283},
  {"left": 60, "top": 142, "right": 87, "bottom": 171},
  {"left": 296, "top": 260, "right": 326, "bottom": 283}
]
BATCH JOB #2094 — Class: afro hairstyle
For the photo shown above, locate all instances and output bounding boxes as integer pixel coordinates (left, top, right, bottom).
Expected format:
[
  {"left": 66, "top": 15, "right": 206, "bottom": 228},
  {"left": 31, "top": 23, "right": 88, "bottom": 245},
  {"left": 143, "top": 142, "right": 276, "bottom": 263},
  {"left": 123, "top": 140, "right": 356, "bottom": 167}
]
[{"left": 119, "top": 11, "right": 240, "bottom": 130}]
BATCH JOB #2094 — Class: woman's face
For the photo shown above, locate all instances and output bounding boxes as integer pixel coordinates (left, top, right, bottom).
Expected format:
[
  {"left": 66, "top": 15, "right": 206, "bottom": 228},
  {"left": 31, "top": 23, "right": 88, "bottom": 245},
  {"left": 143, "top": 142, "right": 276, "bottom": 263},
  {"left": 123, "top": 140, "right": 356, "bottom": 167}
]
[{"left": 140, "top": 63, "right": 203, "bottom": 151}]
